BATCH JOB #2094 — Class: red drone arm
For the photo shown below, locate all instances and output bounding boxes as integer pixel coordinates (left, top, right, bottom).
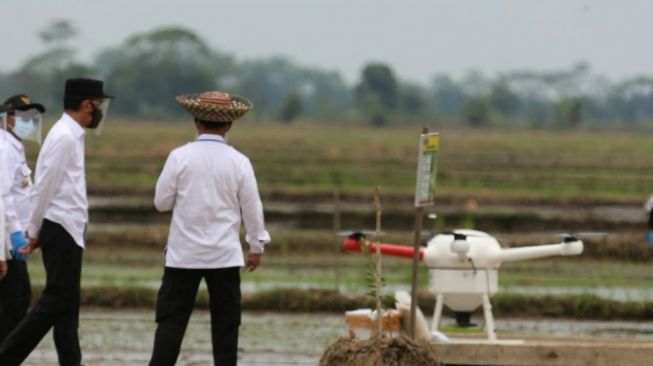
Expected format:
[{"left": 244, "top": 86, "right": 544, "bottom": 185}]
[{"left": 342, "top": 239, "right": 424, "bottom": 261}]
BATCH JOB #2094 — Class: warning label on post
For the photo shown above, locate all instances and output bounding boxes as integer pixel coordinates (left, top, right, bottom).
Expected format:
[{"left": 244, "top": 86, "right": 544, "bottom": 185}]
[{"left": 414, "top": 132, "right": 439, "bottom": 207}]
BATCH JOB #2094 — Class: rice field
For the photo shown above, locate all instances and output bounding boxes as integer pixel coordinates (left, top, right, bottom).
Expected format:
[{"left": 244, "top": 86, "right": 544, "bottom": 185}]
[{"left": 24, "top": 121, "right": 653, "bottom": 202}]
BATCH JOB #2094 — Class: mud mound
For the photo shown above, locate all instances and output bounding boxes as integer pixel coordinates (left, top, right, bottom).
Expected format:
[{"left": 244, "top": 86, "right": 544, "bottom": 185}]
[{"left": 319, "top": 336, "right": 440, "bottom": 366}]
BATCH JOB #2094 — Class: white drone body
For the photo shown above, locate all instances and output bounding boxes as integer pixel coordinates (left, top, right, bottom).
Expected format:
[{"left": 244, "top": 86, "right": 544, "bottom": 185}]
[
  {"left": 424, "top": 229, "right": 583, "bottom": 341},
  {"left": 342, "top": 229, "right": 584, "bottom": 342}
]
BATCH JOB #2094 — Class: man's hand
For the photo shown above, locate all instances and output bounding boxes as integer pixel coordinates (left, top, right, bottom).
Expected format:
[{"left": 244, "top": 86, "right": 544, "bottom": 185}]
[
  {"left": 10, "top": 231, "right": 29, "bottom": 261},
  {"left": 0, "top": 261, "right": 7, "bottom": 280},
  {"left": 245, "top": 252, "right": 262, "bottom": 272},
  {"left": 18, "top": 234, "right": 40, "bottom": 255}
]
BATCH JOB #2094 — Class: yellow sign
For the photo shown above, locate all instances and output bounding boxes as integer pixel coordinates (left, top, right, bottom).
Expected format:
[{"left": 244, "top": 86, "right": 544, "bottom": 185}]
[
  {"left": 414, "top": 132, "right": 440, "bottom": 207},
  {"left": 422, "top": 135, "right": 439, "bottom": 151}
]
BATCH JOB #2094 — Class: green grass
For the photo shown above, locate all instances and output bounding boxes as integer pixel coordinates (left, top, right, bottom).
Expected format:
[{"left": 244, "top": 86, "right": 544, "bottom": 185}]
[{"left": 24, "top": 122, "right": 653, "bottom": 202}]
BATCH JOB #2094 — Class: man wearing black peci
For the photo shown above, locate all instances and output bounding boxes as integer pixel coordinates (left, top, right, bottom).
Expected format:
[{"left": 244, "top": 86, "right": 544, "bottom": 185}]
[{"left": 0, "top": 78, "right": 113, "bottom": 366}]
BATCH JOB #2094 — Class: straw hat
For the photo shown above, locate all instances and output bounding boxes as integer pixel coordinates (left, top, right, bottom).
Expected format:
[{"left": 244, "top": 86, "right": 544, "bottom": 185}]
[{"left": 176, "top": 91, "right": 253, "bottom": 122}]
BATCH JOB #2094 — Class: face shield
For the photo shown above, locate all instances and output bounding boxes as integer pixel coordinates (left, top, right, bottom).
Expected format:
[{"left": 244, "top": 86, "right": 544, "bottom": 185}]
[
  {"left": 12, "top": 108, "right": 42, "bottom": 145},
  {"left": 0, "top": 110, "right": 7, "bottom": 146},
  {"left": 90, "top": 98, "right": 111, "bottom": 136}
]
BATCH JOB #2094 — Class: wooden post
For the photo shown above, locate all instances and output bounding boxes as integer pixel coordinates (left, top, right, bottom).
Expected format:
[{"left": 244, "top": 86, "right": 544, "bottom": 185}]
[
  {"left": 373, "top": 186, "right": 383, "bottom": 336},
  {"left": 333, "top": 189, "right": 341, "bottom": 291},
  {"left": 409, "top": 207, "right": 424, "bottom": 339},
  {"left": 410, "top": 126, "right": 430, "bottom": 339}
]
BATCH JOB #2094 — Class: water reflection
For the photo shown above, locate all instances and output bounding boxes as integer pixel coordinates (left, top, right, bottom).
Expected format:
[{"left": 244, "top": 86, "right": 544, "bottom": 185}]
[{"left": 21, "top": 310, "right": 653, "bottom": 366}]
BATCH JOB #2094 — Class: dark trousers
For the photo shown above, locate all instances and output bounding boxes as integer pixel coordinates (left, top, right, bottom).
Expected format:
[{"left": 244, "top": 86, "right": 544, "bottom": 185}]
[
  {"left": 149, "top": 266, "right": 241, "bottom": 366},
  {"left": 0, "top": 259, "right": 32, "bottom": 345},
  {"left": 0, "top": 220, "right": 83, "bottom": 366}
]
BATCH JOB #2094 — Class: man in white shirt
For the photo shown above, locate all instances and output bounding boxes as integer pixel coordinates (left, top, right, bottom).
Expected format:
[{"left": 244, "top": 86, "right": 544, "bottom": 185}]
[
  {"left": 0, "top": 104, "right": 8, "bottom": 281},
  {"left": 645, "top": 194, "right": 653, "bottom": 244},
  {"left": 149, "top": 91, "right": 270, "bottom": 366},
  {"left": 0, "top": 94, "right": 45, "bottom": 345},
  {"left": 0, "top": 79, "right": 113, "bottom": 366}
]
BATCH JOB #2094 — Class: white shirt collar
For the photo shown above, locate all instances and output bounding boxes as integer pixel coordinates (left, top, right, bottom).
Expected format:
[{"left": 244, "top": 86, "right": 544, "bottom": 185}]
[
  {"left": 62, "top": 113, "right": 86, "bottom": 138},
  {"left": 197, "top": 134, "right": 225, "bottom": 143}
]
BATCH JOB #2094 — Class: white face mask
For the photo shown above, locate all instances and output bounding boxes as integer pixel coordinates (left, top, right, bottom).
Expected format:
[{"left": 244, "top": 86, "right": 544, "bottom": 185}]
[
  {"left": 13, "top": 116, "right": 37, "bottom": 140},
  {"left": 11, "top": 109, "right": 42, "bottom": 144}
]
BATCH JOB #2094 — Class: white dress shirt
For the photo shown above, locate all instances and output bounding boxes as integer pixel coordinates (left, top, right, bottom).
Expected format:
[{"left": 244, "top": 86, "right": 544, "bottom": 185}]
[
  {"left": 0, "top": 140, "right": 6, "bottom": 261},
  {"left": 28, "top": 113, "right": 88, "bottom": 248},
  {"left": 2, "top": 130, "right": 32, "bottom": 234},
  {"left": 645, "top": 194, "right": 653, "bottom": 213},
  {"left": 155, "top": 133, "right": 270, "bottom": 269},
  {"left": 2, "top": 130, "right": 33, "bottom": 259}
]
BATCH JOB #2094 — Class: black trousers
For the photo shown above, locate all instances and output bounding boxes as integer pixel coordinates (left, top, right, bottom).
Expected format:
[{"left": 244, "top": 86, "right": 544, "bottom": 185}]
[
  {"left": 0, "top": 220, "right": 83, "bottom": 366},
  {"left": 0, "top": 259, "right": 32, "bottom": 345},
  {"left": 149, "top": 266, "right": 241, "bottom": 366}
]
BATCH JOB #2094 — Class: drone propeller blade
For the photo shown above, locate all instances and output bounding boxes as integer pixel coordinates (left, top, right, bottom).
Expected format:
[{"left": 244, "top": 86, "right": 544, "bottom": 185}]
[
  {"left": 573, "top": 232, "right": 608, "bottom": 238},
  {"left": 563, "top": 235, "right": 578, "bottom": 243},
  {"left": 553, "top": 232, "right": 608, "bottom": 242},
  {"left": 440, "top": 230, "right": 490, "bottom": 239},
  {"left": 453, "top": 232, "right": 467, "bottom": 240},
  {"left": 336, "top": 230, "right": 385, "bottom": 239}
]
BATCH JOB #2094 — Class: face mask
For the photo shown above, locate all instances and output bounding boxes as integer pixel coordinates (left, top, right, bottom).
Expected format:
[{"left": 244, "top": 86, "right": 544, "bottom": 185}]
[
  {"left": 88, "top": 102, "right": 103, "bottom": 129},
  {"left": 13, "top": 116, "right": 37, "bottom": 140}
]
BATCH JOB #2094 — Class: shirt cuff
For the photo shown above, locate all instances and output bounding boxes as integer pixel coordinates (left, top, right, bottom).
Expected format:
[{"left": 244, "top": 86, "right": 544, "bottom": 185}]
[
  {"left": 246, "top": 231, "right": 271, "bottom": 254},
  {"left": 27, "top": 224, "right": 40, "bottom": 239},
  {"left": 8, "top": 221, "right": 22, "bottom": 235},
  {"left": 250, "top": 246, "right": 264, "bottom": 255}
]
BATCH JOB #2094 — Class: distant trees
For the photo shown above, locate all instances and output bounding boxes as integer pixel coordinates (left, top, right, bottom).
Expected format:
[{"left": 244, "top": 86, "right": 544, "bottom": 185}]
[
  {"left": 1, "top": 21, "right": 653, "bottom": 129},
  {"left": 462, "top": 96, "right": 491, "bottom": 128},
  {"left": 97, "top": 26, "right": 228, "bottom": 118},
  {"left": 555, "top": 97, "right": 583, "bottom": 129},
  {"left": 280, "top": 91, "right": 303, "bottom": 122},
  {"left": 354, "top": 63, "right": 399, "bottom": 126},
  {"left": 235, "top": 57, "right": 351, "bottom": 121},
  {"left": 3, "top": 20, "right": 94, "bottom": 110},
  {"left": 432, "top": 75, "right": 466, "bottom": 118},
  {"left": 354, "top": 63, "right": 432, "bottom": 126}
]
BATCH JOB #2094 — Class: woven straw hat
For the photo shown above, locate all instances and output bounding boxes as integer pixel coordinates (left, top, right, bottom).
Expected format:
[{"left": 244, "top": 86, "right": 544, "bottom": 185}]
[{"left": 176, "top": 91, "right": 253, "bottom": 122}]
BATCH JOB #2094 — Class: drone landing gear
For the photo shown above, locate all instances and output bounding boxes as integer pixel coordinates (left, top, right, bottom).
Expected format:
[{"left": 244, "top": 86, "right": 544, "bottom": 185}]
[
  {"left": 481, "top": 293, "right": 496, "bottom": 341},
  {"left": 432, "top": 292, "right": 523, "bottom": 344},
  {"left": 454, "top": 312, "right": 476, "bottom": 327}
]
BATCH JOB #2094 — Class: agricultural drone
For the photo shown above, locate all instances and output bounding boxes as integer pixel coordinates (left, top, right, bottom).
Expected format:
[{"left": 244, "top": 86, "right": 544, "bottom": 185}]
[{"left": 342, "top": 229, "right": 584, "bottom": 342}]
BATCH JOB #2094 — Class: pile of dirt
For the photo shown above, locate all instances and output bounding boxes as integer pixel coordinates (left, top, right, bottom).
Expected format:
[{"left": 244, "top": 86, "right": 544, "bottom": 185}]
[{"left": 319, "top": 336, "right": 440, "bottom": 366}]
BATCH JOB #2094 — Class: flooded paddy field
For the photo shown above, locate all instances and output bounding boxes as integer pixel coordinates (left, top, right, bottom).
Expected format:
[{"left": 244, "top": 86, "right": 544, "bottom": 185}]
[
  {"left": 21, "top": 310, "right": 653, "bottom": 366},
  {"left": 24, "top": 245, "right": 653, "bottom": 304}
]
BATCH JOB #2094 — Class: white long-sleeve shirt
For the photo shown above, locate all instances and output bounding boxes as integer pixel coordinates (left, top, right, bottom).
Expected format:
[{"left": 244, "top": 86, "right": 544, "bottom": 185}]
[
  {"left": 155, "top": 133, "right": 270, "bottom": 269},
  {"left": 2, "top": 130, "right": 32, "bottom": 260},
  {"left": 0, "top": 139, "right": 6, "bottom": 261},
  {"left": 28, "top": 113, "right": 88, "bottom": 248},
  {"left": 2, "top": 130, "right": 32, "bottom": 234},
  {"left": 645, "top": 194, "right": 653, "bottom": 214}
]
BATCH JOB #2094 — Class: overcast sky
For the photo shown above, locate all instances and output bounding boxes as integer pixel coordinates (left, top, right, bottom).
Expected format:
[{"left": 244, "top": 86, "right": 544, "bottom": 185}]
[{"left": 1, "top": 0, "right": 651, "bottom": 84}]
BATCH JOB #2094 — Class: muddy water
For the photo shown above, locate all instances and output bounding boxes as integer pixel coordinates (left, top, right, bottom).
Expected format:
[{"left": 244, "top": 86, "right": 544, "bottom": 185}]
[
  {"left": 88, "top": 196, "right": 648, "bottom": 232},
  {"left": 23, "top": 311, "right": 341, "bottom": 366},
  {"left": 20, "top": 310, "right": 653, "bottom": 366}
]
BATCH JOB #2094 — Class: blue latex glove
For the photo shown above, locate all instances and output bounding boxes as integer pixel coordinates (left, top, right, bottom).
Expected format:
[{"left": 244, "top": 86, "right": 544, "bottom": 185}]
[
  {"left": 10, "top": 231, "right": 29, "bottom": 261},
  {"left": 648, "top": 231, "right": 653, "bottom": 245}
]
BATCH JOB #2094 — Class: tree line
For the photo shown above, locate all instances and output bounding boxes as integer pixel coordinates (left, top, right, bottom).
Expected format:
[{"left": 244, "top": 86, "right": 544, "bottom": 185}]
[{"left": 1, "top": 20, "right": 652, "bottom": 129}]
